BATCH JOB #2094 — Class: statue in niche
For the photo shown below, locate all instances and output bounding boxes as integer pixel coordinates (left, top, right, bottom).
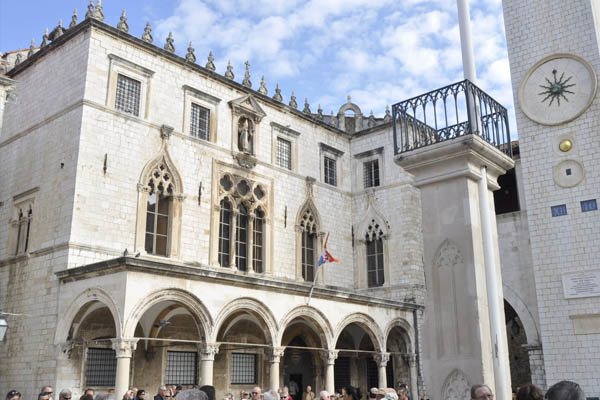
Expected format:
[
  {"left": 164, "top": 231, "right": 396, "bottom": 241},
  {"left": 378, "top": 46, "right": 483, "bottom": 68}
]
[{"left": 238, "top": 118, "right": 254, "bottom": 154}]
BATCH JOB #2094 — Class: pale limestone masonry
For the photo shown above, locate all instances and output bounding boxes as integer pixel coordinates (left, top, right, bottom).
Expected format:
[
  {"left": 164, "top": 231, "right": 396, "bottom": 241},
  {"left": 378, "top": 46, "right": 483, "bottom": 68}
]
[
  {"left": 0, "top": 14, "right": 517, "bottom": 400},
  {"left": 504, "top": 0, "right": 600, "bottom": 395}
]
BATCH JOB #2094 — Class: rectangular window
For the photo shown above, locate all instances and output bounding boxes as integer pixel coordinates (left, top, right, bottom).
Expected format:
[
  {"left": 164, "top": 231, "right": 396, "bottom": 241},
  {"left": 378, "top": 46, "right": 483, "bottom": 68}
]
[
  {"left": 551, "top": 204, "right": 568, "bottom": 217},
  {"left": 86, "top": 348, "right": 116, "bottom": 387},
  {"left": 145, "top": 192, "right": 170, "bottom": 256},
  {"left": 236, "top": 206, "right": 249, "bottom": 272},
  {"left": 324, "top": 157, "right": 337, "bottom": 186},
  {"left": 367, "top": 239, "right": 384, "bottom": 287},
  {"left": 166, "top": 351, "right": 198, "bottom": 385},
  {"left": 581, "top": 199, "right": 597, "bottom": 212},
  {"left": 363, "top": 160, "right": 380, "bottom": 188},
  {"left": 190, "top": 103, "right": 210, "bottom": 140},
  {"left": 231, "top": 353, "right": 257, "bottom": 384},
  {"left": 334, "top": 356, "right": 351, "bottom": 392},
  {"left": 302, "top": 231, "right": 315, "bottom": 282},
  {"left": 115, "top": 74, "right": 141, "bottom": 116},
  {"left": 253, "top": 210, "right": 264, "bottom": 273},
  {"left": 218, "top": 200, "right": 232, "bottom": 267},
  {"left": 277, "top": 137, "right": 292, "bottom": 170}
]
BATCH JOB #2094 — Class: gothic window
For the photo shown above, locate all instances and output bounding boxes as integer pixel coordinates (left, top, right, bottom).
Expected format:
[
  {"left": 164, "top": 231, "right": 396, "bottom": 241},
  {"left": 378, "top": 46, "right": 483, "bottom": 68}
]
[
  {"left": 190, "top": 103, "right": 210, "bottom": 140},
  {"left": 253, "top": 208, "right": 265, "bottom": 273},
  {"left": 236, "top": 204, "right": 249, "bottom": 272},
  {"left": 14, "top": 205, "right": 32, "bottom": 255},
  {"left": 277, "top": 137, "right": 292, "bottom": 170},
  {"left": 364, "top": 160, "right": 380, "bottom": 188},
  {"left": 324, "top": 156, "right": 337, "bottom": 186},
  {"left": 218, "top": 199, "right": 232, "bottom": 268},
  {"left": 299, "top": 207, "right": 319, "bottom": 282},
  {"left": 144, "top": 166, "right": 174, "bottom": 256},
  {"left": 115, "top": 74, "right": 141, "bottom": 116},
  {"left": 366, "top": 220, "right": 385, "bottom": 287}
]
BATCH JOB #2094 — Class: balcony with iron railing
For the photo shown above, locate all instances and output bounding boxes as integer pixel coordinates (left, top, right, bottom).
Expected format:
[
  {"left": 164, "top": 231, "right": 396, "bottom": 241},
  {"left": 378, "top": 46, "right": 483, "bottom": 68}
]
[{"left": 392, "top": 79, "right": 512, "bottom": 158}]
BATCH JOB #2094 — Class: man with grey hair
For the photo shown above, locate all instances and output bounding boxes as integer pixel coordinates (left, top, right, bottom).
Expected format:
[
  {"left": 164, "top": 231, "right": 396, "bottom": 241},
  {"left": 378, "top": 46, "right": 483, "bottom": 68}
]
[
  {"left": 546, "top": 381, "right": 585, "bottom": 400},
  {"left": 59, "top": 390, "right": 72, "bottom": 400},
  {"left": 470, "top": 385, "right": 493, "bottom": 400},
  {"left": 155, "top": 386, "right": 169, "bottom": 400},
  {"left": 318, "top": 391, "right": 329, "bottom": 400}
]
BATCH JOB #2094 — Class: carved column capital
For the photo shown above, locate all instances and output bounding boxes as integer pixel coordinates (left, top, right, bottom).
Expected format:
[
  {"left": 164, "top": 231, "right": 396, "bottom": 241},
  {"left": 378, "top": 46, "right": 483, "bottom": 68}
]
[
  {"left": 200, "top": 343, "right": 220, "bottom": 361},
  {"left": 404, "top": 352, "right": 416, "bottom": 366},
  {"left": 320, "top": 350, "right": 338, "bottom": 365},
  {"left": 111, "top": 338, "right": 139, "bottom": 358},
  {"left": 374, "top": 352, "right": 390, "bottom": 367},
  {"left": 269, "top": 346, "right": 285, "bottom": 363}
]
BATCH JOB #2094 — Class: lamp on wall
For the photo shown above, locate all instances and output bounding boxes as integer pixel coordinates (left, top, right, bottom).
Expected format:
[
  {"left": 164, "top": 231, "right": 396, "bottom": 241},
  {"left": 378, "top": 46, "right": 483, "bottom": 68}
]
[{"left": 0, "top": 314, "right": 8, "bottom": 342}]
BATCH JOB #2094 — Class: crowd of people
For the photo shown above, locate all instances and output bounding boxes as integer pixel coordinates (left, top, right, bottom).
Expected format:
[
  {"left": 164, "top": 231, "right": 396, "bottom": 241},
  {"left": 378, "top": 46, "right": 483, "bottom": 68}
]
[{"left": 4, "top": 380, "right": 587, "bottom": 400}]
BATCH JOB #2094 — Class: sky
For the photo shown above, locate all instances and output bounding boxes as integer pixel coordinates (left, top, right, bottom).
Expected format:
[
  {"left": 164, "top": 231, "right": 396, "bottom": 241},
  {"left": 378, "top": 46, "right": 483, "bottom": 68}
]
[{"left": 0, "top": 0, "right": 516, "bottom": 134}]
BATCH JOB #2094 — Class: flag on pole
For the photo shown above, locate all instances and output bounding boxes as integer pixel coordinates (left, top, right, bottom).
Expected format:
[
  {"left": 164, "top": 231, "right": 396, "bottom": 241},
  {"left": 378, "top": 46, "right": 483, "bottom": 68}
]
[{"left": 318, "top": 232, "right": 341, "bottom": 265}]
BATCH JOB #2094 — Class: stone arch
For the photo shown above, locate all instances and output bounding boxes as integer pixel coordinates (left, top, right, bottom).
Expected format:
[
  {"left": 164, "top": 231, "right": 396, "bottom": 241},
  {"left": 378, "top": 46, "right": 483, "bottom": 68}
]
[
  {"left": 441, "top": 369, "right": 471, "bottom": 400},
  {"left": 211, "top": 297, "right": 277, "bottom": 344},
  {"left": 334, "top": 312, "right": 385, "bottom": 352},
  {"left": 296, "top": 198, "right": 322, "bottom": 234},
  {"left": 55, "top": 287, "right": 122, "bottom": 344},
  {"left": 337, "top": 98, "right": 363, "bottom": 119},
  {"left": 123, "top": 288, "right": 213, "bottom": 339},
  {"left": 139, "top": 143, "right": 184, "bottom": 195},
  {"left": 356, "top": 199, "right": 390, "bottom": 241},
  {"left": 277, "top": 305, "right": 334, "bottom": 350},
  {"left": 384, "top": 317, "right": 415, "bottom": 353},
  {"left": 503, "top": 285, "right": 540, "bottom": 345}
]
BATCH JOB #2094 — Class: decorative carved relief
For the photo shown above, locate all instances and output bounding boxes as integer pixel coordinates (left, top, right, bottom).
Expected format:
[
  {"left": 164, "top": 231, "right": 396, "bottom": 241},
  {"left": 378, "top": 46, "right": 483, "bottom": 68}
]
[
  {"left": 434, "top": 239, "right": 463, "bottom": 269},
  {"left": 441, "top": 370, "right": 470, "bottom": 400},
  {"left": 217, "top": 172, "right": 268, "bottom": 214}
]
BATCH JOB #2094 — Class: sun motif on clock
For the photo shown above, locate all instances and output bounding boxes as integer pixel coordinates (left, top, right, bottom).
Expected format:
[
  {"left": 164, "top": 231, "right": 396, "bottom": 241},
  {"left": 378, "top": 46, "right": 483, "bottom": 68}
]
[{"left": 538, "top": 69, "right": 576, "bottom": 106}]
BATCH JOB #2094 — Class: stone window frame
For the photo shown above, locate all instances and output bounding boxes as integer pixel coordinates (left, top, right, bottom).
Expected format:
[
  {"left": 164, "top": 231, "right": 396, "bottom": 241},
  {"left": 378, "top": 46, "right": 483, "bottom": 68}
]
[
  {"left": 271, "top": 122, "right": 301, "bottom": 172},
  {"left": 295, "top": 195, "right": 325, "bottom": 284},
  {"left": 182, "top": 85, "right": 221, "bottom": 143},
  {"left": 106, "top": 54, "right": 155, "bottom": 120},
  {"left": 8, "top": 187, "right": 38, "bottom": 257},
  {"left": 228, "top": 350, "right": 262, "bottom": 386},
  {"left": 355, "top": 147, "right": 384, "bottom": 190},
  {"left": 355, "top": 200, "right": 391, "bottom": 289},
  {"left": 230, "top": 95, "right": 266, "bottom": 157},
  {"left": 319, "top": 142, "right": 344, "bottom": 187},
  {"left": 210, "top": 166, "right": 272, "bottom": 275}
]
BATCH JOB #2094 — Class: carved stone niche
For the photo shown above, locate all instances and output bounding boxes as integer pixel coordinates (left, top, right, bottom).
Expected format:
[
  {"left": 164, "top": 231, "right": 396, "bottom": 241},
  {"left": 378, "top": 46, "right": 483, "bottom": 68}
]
[{"left": 229, "top": 94, "right": 266, "bottom": 169}]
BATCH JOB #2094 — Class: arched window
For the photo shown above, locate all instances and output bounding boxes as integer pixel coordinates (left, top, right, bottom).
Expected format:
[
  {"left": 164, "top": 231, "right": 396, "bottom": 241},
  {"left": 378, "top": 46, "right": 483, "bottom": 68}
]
[
  {"left": 218, "top": 199, "right": 232, "bottom": 267},
  {"left": 253, "top": 208, "right": 265, "bottom": 273},
  {"left": 144, "top": 168, "right": 174, "bottom": 256},
  {"left": 299, "top": 207, "right": 318, "bottom": 282},
  {"left": 236, "top": 204, "right": 249, "bottom": 271},
  {"left": 366, "top": 236, "right": 384, "bottom": 287}
]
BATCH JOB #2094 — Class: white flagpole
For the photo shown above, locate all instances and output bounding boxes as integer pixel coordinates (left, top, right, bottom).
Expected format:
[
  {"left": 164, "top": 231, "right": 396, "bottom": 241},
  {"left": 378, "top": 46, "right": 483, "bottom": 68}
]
[{"left": 305, "top": 263, "right": 324, "bottom": 306}]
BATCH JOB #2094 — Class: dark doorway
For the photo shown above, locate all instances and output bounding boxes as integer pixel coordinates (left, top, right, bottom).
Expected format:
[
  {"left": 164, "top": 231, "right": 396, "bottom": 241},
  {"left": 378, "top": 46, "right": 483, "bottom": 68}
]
[
  {"left": 283, "top": 337, "right": 313, "bottom": 399},
  {"left": 289, "top": 374, "right": 303, "bottom": 400},
  {"left": 505, "top": 300, "right": 531, "bottom": 391}
]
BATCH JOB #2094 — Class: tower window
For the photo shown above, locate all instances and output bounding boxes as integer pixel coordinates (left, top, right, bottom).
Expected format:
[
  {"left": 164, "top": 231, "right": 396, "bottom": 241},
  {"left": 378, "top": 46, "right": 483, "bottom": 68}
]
[
  {"left": 324, "top": 157, "right": 337, "bottom": 186},
  {"left": 364, "top": 160, "right": 380, "bottom": 188},
  {"left": 494, "top": 168, "right": 520, "bottom": 214},
  {"left": 277, "top": 137, "right": 292, "bottom": 170},
  {"left": 190, "top": 103, "right": 210, "bottom": 140},
  {"left": 115, "top": 74, "right": 141, "bottom": 116}
]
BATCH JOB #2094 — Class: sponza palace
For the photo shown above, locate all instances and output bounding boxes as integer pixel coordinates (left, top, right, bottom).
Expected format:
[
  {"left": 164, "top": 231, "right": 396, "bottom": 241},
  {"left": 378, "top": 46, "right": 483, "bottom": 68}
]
[{"left": 2, "top": 1, "right": 600, "bottom": 399}]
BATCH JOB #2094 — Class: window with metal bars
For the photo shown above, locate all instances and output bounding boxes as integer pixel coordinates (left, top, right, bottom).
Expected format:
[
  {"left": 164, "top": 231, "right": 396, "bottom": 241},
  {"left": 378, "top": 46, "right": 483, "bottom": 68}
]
[
  {"left": 115, "top": 74, "right": 141, "bottom": 116},
  {"left": 145, "top": 191, "right": 171, "bottom": 256},
  {"left": 190, "top": 103, "right": 210, "bottom": 140},
  {"left": 236, "top": 205, "right": 249, "bottom": 271},
  {"left": 277, "top": 137, "right": 292, "bottom": 170},
  {"left": 165, "top": 351, "right": 198, "bottom": 385},
  {"left": 15, "top": 205, "right": 32, "bottom": 255},
  {"left": 363, "top": 160, "right": 380, "bottom": 188},
  {"left": 301, "top": 230, "right": 316, "bottom": 281},
  {"left": 367, "top": 237, "right": 384, "bottom": 287},
  {"left": 334, "top": 356, "right": 351, "bottom": 391},
  {"left": 86, "top": 348, "right": 116, "bottom": 386},
  {"left": 366, "top": 357, "right": 379, "bottom": 389},
  {"left": 218, "top": 199, "right": 232, "bottom": 267},
  {"left": 324, "top": 157, "right": 337, "bottom": 186},
  {"left": 253, "top": 208, "right": 264, "bottom": 273},
  {"left": 231, "top": 353, "right": 257, "bottom": 384}
]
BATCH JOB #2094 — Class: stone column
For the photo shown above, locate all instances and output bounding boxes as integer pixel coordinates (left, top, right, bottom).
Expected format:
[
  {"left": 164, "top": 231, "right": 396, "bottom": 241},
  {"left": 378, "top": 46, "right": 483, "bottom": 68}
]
[
  {"left": 374, "top": 353, "right": 390, "bottom": 388},
  {"left": 200, "top": 343, "right": 220, "bottom": 385},
  {"left": 321, "top": 350, "right": 338, "bottom": 394},
  {"left": 269, "top": 347, "right": 285, "bottom": 392},
  {"left": 407, "top": 354, "right": 418, "bottom": 400},
  {"left": 111, "top": 338, "right": 138, "bottom": 397}
]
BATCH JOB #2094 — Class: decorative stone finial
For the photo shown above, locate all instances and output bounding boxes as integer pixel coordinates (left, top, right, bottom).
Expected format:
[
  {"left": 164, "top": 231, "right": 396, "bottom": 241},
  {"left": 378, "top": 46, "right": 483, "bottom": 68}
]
[
  {"left": 94, "top": 0, "right": 105, "bottom": 21},
  {"left": 347, "top": 95, "right": 352, "bottom": 103},
  {"left": 273, "top": 83, "right": 283, "bottom": 102},
  {"left": 28, "top": 39, "right": 35, "bottom": 58},
  {"left": 142, "top": 22, "right": 153, "bottom": 43},
  {"left": 185, "top": 42, "right": 196, "bottom": 63},
  {"left": 85, "top": 0, "right": 94, "bottom": 19},
  {"left": 317, "top": 105, "right": 324, "bottom": 120},
  {"left": 384, "top": 105, "right": 391, "bottom": 122},
  {"left": 15, "top": 52, "right": 22, "bottom": 66},
  {"left": 242, "top": 61, "right": 252, "bottom": 88},
  {"left": 50, "top": 20, "right": 65, "bottom": 40},
  {"left": 164, "top": 32, "right": 175, "bottom": 53},
  {"left": 69, "top": 9, "right": 78, "bottom": 28},
  {"left": 225, "top": 60, "right": 234, "bottom": 80},
  {"left": 258, "top": 76, "right": 268, "bottom": 95},
  {"left": 117, "top": 10, "right": 129, "bottom": 33},
  {"left": 41, "top": 28, "right": 49, "bottom": 47},
  {"left": 303, "top": 98, "right": 311, "bottom": 113},
  {"left": 205, "top": 51, "right": 215, "bottom": 71},
  {"left": 368, "top": 110, "right": 376, "bottom": 128},
  {"left": 289, "top": 91, "right": 298, "bottom": 108},
  {"left": 330, "top": 111, "right": 336, "bottom": 126}
]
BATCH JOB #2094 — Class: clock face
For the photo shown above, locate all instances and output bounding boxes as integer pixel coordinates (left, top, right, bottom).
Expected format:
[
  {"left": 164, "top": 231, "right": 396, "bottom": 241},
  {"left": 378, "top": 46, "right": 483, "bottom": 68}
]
[{"left": 519, "top": 54, "right": 597, "bottom": 126}]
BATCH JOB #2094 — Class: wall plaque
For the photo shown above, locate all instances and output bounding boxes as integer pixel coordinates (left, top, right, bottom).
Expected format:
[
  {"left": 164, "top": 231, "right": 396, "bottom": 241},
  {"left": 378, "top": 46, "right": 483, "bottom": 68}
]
[{"left": 562, "top": 270, "right": 600, "bottom": 299}]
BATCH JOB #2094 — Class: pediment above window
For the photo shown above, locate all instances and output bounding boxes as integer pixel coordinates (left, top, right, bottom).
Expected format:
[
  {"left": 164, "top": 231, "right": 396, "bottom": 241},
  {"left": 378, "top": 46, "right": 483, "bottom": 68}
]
[{"left": 229, "top": 94, "right": 266, "bottom": 122}]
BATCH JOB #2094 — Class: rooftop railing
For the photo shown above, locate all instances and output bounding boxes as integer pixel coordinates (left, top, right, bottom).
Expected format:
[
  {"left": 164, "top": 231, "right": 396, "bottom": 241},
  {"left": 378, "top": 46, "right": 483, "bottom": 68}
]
[{"left": 392, "top": 79, "right": 512, "bottom": 157}]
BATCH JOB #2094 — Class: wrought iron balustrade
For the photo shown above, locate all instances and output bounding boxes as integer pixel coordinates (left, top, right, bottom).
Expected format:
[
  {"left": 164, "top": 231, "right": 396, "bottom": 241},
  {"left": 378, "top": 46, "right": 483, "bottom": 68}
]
[{"left": 392, "top": 79, "right": 512, "bottom": 157}]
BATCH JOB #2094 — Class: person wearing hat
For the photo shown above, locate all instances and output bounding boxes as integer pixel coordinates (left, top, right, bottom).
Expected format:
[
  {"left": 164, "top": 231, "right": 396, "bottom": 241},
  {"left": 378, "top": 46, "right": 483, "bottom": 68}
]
[{"left": 136, "top": 390, "right": 146, "bottom": 400}]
